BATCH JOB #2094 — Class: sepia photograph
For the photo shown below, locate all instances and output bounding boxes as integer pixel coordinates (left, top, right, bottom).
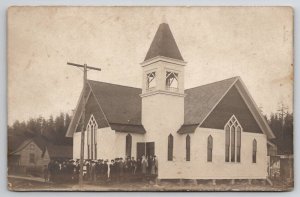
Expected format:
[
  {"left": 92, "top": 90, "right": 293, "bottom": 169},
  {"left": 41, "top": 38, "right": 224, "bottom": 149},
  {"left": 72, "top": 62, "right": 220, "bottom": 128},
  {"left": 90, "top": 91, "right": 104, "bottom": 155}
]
[{"left": 7, "top": 6, "right": 293, "bottom": 191}]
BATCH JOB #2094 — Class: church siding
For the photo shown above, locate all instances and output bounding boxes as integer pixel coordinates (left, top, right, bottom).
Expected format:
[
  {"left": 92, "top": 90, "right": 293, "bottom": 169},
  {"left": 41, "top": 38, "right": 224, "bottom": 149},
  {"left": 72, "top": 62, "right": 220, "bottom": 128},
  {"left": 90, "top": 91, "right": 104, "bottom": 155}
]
[
  {"left": 159, "top": 128, "right": 267, "bottom": 179},
  {"left": 114, "top": 132, "right": 145, "bottom": 159},
  {"left": 73, "top": 127, "right": 145, "bottom": 160},
  {"left": 201, "top": 86, "right": 263, "bottom": 133}
]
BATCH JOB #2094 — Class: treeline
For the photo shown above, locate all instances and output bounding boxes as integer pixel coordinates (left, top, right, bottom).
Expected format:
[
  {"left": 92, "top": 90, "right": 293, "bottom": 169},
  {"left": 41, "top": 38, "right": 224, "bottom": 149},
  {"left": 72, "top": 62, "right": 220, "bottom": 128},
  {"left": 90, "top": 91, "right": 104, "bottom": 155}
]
[
  {"left": 268, "top": 112, "right": 293, "bottom": 155},
  {"left": 8, "top": 113, "right": 72, "bottom": 146},
  {"left": 8, "top": 111, "right": 293, "bottom": 154}
]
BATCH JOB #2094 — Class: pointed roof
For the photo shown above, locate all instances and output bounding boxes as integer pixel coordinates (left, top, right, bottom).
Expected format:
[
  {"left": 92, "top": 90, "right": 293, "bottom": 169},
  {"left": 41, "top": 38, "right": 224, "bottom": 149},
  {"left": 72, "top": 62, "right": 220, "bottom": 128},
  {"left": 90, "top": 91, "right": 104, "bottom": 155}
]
[
  {"left": 66, "top": 77, "right": 274, "bottom": 139},
  {"left": 65, "top": 80, "right": 146, "bottom": 137},
  {"left": 144, "top": 23, "right": 184, "bottom": 61},
  {"left": 178, "top": 77, "right": 275, "bottom": 139},
  {"left": 183, "top": 77, "right": 239, "bottom": 125}
]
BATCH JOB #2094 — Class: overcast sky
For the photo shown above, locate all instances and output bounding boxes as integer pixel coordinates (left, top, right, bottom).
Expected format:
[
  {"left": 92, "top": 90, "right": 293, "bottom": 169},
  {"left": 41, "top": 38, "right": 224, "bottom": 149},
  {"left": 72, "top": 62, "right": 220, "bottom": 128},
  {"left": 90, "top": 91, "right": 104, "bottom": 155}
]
[{"left": 8, "top": 6, "right": 293, "bottom": 125}]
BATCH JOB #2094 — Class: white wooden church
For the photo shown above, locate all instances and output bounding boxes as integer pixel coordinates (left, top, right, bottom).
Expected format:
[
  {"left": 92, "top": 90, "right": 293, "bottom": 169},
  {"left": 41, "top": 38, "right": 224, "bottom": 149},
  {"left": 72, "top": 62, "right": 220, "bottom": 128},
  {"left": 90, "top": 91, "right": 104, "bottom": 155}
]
[{"left": 66, "top": 23, "right": 275, "bottom": 180}]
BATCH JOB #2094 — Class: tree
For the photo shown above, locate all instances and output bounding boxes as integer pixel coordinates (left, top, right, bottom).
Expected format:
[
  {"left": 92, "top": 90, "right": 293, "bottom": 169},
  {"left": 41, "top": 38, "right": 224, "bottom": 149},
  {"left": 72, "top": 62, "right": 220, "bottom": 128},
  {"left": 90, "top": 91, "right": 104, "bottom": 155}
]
[{"left": 8, "top": 113, "right": 73, "bottom": 146}]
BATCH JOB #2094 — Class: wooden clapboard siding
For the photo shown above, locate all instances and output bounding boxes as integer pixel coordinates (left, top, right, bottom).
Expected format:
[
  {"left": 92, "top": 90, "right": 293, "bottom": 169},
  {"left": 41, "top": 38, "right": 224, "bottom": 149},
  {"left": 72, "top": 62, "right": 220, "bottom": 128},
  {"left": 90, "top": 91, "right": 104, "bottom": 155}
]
[{"left": 16, "top": 141, "right": 49, "bottom": 167}]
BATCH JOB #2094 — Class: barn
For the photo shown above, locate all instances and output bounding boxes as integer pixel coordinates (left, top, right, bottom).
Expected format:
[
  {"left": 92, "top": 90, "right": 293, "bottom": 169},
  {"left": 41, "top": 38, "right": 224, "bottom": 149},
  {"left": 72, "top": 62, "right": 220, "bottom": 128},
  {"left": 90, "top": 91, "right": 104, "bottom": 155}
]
[{"left": 66, "top": 23, "right": 275, "bottom": 181}]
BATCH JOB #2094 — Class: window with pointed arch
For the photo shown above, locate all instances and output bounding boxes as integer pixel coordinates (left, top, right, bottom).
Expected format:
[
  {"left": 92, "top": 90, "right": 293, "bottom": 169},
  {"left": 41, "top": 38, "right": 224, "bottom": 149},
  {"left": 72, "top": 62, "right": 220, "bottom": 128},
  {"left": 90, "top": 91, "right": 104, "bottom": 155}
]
[
  {"left": 87, "top": 115, "right": 98, "bottom": 160},
  {"left": 252, "top": 139, "right": 257, "bottom": 163},
  {"left": 126, "top": 134, "right": 132, "bottom": 158},
  {"left": 186, "top": 135, "right": 190, "bottom": 161},
  {"left": 168, "top": 134, "right": 173, "bottom": 161},
  {"left": 225, "top": 115, "right": 242, "bottom": 163},
  {"left": 207, "top": 135, "right": 213, "bottom": 162}
]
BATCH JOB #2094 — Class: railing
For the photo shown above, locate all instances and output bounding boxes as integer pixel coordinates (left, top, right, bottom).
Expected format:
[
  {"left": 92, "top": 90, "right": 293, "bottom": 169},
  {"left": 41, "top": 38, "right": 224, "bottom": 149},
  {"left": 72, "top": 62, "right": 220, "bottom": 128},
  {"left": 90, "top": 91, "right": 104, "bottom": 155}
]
[
  {"left": 165, "top": 86, "right": 179, "bottom": 92},
  {"left": 146, "top": 87, "right": 156, "bottom": 92}
]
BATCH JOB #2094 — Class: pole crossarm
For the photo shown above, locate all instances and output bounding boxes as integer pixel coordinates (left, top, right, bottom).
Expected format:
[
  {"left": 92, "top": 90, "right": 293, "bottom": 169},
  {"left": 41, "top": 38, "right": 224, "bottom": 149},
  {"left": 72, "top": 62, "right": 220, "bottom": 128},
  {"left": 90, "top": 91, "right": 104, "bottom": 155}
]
[{"left": 67, "top": 62, "right": 102, "bottom": 71}]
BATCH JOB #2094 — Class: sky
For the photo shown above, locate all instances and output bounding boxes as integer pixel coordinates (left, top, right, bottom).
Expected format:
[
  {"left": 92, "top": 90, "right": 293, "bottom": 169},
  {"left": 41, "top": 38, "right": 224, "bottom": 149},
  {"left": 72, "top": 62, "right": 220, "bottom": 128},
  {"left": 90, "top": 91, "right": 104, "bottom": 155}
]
[{"left": 7, "top": 6, "right": 293, "bottom": 125}]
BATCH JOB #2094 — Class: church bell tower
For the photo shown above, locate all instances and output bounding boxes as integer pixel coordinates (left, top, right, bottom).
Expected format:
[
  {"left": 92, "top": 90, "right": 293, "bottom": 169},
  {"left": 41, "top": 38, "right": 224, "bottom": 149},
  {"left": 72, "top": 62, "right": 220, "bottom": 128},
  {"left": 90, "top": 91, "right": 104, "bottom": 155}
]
[{"left": 141, "top": 23, "right": 186, "bottom": 142}]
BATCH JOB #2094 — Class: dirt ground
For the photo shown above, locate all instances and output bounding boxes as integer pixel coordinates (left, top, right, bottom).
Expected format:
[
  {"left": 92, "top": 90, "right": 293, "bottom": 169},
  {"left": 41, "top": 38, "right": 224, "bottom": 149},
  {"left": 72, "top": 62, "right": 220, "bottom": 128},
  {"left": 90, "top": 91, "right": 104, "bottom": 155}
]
[{"left": 8, "top": 177, "right": 293, "bottom": 192}]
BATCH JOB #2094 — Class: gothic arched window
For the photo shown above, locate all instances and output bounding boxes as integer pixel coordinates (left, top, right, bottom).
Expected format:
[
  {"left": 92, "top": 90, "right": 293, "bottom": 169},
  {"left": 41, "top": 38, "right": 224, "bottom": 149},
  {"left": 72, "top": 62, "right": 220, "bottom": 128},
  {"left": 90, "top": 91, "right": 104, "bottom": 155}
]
[
  {"left": 225, "top": 115, "right": 242, "bottom": 163},
  {"left": 186, "top": 135, "right": 190, "bottom": 161},
  {"left": 207, "top": 135, "right": 213, "bottom": 162},
  {"left": 87, "top": 115, "right": 98, "bottom": 160},
  {"left": 126, "top": 134, "right": 132, "bottom": 158},
  {"left": 168, "top": 134, "right": 173, "bottom": 161}
]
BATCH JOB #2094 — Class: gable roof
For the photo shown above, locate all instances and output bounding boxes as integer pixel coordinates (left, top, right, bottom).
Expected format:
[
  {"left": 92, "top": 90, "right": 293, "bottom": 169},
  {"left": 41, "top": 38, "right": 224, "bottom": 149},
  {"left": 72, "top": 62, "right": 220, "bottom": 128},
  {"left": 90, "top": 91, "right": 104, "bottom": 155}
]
[
  {"left": 9, "top": 136, "right": 47, "bottom": 156},
  {"left": 178, "top": 76, "right": 275, "bottom": 139},
  {"left": 67, "top": 77, "right": 274, "bottom": 139},
  {"left": 88, "top": 80, "right": 143, "bottom": 125},
  {"left": 183, "top": 77, "right": 239, "bottom": 125},
  {"left": 144, "top": 23, "right": 184, "bottom": 61},
  {"left": 66, "top": 80, "right": 145, "bottom": 137},
  {"left": 7, "top": 133, "right": 29, "bottom": 154},
  {"left": 9, "top": 136, "right": 72, "bottom": 159}
]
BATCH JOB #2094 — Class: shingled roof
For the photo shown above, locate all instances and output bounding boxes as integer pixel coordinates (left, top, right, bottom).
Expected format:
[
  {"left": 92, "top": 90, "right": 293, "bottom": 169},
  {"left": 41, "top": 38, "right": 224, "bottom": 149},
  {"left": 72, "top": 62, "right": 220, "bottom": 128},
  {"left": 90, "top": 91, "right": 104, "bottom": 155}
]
[
  {"left": 88, "top": 80, "right": 143, "bottom": 125},
  {"left": 67, "top": 77, "right": 274, "bottom": 139},
  {"left": 144, "top": 23, "right": 184, "bottom": 61},
  {"left": 178, "top": 77, "right": 275, "bottom": 139},
  {"left": 183, "top": 77, "right": 239, "bottom": 125},
  {"left": 66, "top": 80, "right": 146, "bottom": 137}
]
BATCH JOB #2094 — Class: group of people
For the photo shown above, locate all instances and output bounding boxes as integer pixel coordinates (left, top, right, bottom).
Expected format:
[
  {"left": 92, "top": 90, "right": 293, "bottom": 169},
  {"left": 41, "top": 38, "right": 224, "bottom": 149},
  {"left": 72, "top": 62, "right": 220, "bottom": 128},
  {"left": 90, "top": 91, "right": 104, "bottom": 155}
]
[{"left": 44, "top": 155, "right": 158, "bottom": 184}]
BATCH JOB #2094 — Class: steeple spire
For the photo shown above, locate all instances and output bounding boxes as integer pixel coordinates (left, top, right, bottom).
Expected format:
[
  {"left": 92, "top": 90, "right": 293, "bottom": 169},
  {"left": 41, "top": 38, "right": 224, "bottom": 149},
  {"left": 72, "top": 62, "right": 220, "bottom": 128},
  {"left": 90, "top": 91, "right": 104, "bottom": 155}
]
[{"left": 144, "top": 23, "right": 184, "bottom": 61}]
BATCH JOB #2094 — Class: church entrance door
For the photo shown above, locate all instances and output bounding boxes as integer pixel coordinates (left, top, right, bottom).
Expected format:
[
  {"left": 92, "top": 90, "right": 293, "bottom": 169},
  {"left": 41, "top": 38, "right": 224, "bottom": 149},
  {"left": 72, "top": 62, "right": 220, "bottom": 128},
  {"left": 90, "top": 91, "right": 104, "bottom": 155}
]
[
  {"left": 136, "top": 142, "right": 155, "bottom": 159},
  {"left": 146, "top": 142, "right": 155, "bottom": 157}
]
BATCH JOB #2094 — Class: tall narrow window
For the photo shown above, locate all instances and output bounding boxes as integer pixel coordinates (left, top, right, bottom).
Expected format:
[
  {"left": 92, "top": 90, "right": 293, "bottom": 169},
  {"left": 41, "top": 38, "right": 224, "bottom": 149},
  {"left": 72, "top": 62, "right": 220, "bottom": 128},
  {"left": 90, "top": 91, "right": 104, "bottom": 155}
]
[
  {"left": 86, "top": 115, "right": 98, "bottom": 160},
  {"left": 207, "top": 135, "right": 213, "bottom": 162},
  {"left": 225, "top": 115, "right": 242, "bottom": 163},
  {"left": 168, "top": 134, "right": 173, "bottom": 161},
  {"left": 166, "top": 71, "right": 179, "bottom": 92},
  {"left": 186, "top": 135, "right": 190, "bottom": 161},
  {"left": 146, "top": 72, "right": 156, "bottom": 91},
  {"left": 253, "top": 139, "right": 257, "bottom": 163},
  {"left": 87, "top": 126, "right": 91, "bottom": 159},
  {"left": 126, "top": 134, "right": 132, "bottom": 157},
  {"left": 231, "top": 126, "right": 236, "bottom": 162},
  {"left": 236, "top": 126, "right": 241, "bottom": 162},
  {"left": 225, "top": 125, "right": 230, "bottom": 162}
]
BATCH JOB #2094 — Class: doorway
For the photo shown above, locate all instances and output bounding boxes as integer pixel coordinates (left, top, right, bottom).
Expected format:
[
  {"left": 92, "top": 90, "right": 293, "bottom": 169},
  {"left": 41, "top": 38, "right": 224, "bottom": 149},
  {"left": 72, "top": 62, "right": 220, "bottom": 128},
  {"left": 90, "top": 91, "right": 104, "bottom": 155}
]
[{"left": 136, "top": 142, "right": 155, "bottom": 159}]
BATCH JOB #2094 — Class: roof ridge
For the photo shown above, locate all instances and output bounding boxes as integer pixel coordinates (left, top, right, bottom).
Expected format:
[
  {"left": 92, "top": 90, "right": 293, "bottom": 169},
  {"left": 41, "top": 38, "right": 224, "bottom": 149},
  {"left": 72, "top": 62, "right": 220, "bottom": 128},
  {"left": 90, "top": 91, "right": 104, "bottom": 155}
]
[
  {"left": 185, "top": 76, "right": 239, "bottom": 91},
  {"left": 87, "top": 79, "right": 141, "bottom": 90}
]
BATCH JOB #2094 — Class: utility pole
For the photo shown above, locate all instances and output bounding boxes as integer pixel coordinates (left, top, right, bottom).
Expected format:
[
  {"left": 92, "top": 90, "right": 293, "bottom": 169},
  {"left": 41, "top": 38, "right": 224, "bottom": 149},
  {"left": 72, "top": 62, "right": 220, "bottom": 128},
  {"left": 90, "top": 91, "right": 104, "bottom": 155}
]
[
  {"left": 67, "top": 62, "right": 101, "bottom": 187},
  {"left": 277, "top": 103, "right": 288, "bottom": 134}
]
